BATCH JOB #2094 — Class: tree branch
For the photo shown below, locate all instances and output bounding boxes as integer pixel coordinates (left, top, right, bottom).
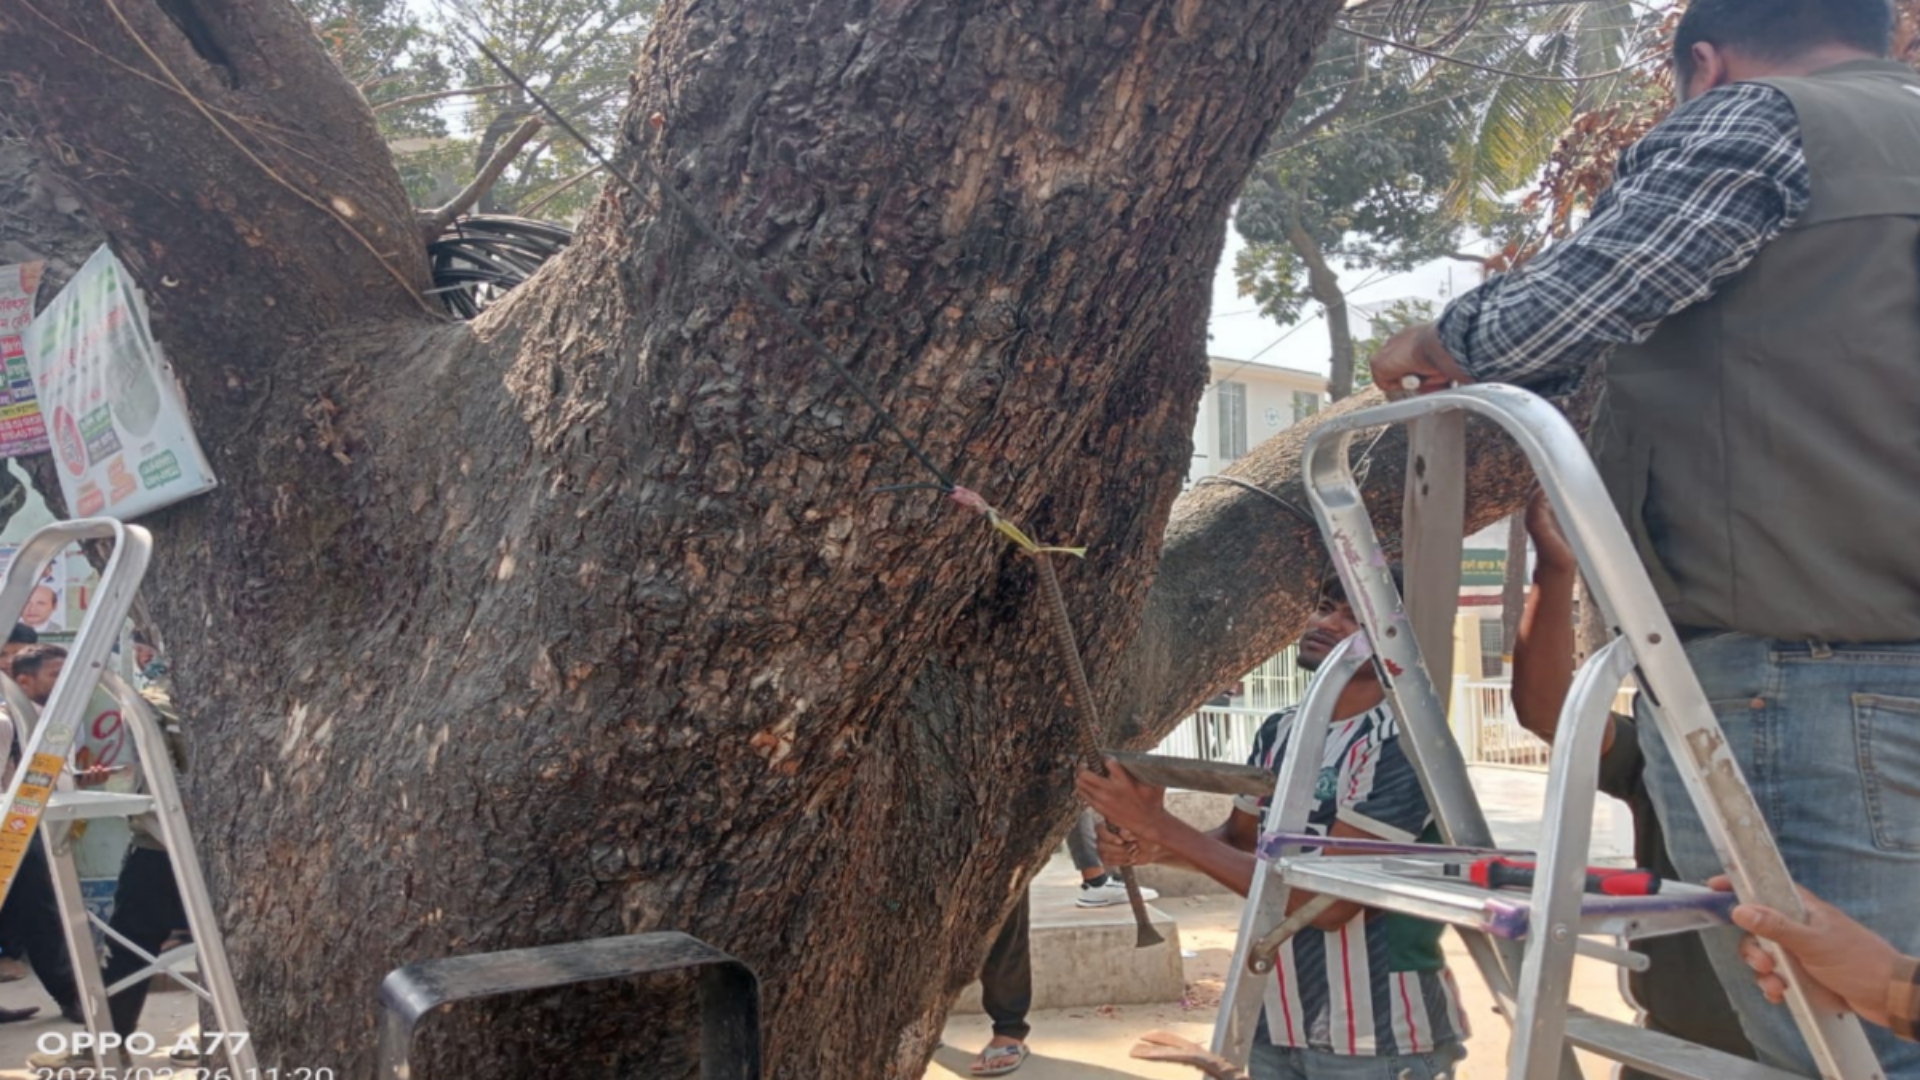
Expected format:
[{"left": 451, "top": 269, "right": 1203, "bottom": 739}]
[
  {"left": 1115, "top": 377, "right": 1600, "bottom": 745},
  {"left": 1286, "top": 219, "right": 1355, "bottom": 398},
  {"left": 420, "top": 116, "right": 543, "bottom": 236},
  {"left": 1268, "top": 36, "right": 1368, "bottom": 156},
  {"left": 518, "top": 163, "right": 604, "bottom": 216},
  {"left": 372, "top": 83, "right": 512, "bottom": 113},
  {"left": 0, "top": 0, "right": 433, "bottom": 379}
]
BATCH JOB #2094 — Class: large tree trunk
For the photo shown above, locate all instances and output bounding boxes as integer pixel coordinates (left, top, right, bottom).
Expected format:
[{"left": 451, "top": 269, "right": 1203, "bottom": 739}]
[{"left": 0, "top": 2, "right": 1562, "bottom": 1077}]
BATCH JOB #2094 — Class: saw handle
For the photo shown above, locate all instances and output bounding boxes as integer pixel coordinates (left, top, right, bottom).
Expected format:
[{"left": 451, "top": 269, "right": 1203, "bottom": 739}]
[
  {"left": 1111, "top": 836, "right": 1162, "bottom": 947},
  {"left": 1029, "top": 553, "right": 1164, "bottom": 948},
  {"left": 1468, "top": 856, "right": 1661, "bottom": 897}
]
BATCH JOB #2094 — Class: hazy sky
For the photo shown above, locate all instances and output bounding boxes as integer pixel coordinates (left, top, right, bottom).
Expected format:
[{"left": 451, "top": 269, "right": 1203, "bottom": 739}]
[{"left": 1205, "top": 224, "right": 1478, "bottom": 375}]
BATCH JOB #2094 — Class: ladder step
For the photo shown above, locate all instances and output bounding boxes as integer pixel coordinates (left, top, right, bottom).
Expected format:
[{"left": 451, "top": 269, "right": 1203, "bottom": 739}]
[
  {"left": 1278, "top": 857, "right": 1733, "bottom": 941},
  {"left": 1563, "top": 1009, "right": 1810, "bottom": 1080},
  {"left": 43, "top": 791, "right": 155, "bottom": 822}
]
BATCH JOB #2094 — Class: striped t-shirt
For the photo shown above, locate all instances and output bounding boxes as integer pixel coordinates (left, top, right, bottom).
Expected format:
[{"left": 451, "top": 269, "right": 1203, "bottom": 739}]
[{"left": 1232, "top": 703, "right": 1471, "bottom": 1057}]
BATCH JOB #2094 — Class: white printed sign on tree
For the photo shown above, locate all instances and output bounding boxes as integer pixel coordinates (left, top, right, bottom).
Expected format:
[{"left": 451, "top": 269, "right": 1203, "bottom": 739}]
[{"left": 23, "top": 246, "right": 215, "bottom": 520}]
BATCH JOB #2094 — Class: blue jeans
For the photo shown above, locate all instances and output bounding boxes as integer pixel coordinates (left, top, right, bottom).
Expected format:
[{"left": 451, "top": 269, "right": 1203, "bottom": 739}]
[
  {"left": 1638, "top": 633, "right": 1920, "bottom": 1077},
  {"left": 1249, "top": 1038, "right": 1465, "bottom": 1080}
]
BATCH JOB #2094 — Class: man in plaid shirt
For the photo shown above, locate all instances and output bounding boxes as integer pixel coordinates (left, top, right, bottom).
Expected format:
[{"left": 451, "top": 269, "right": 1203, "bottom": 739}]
[{"left": 1375, "top": 0, "right": 1920, "bottom": 1074}]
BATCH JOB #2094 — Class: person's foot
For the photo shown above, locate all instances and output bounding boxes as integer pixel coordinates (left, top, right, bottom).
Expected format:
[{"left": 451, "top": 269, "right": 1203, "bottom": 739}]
[
  {"left": 1076, "top": 878, "right": 1159, "bottom": 908},
  {"left": 0, "top": 956, "right": 28, "bottom": 983},
  {"left": 970, "top": 1037, "right": 1028, "bottom": 1076},
  {"left": 0, "top": 1005, "right": 38, "bottom": 1023}
]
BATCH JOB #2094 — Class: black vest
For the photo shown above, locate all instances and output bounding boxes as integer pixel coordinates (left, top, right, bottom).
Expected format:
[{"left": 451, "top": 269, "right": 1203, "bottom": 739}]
[{"left": 1594, "top": 61, "right": 1920, "bottom": 641}]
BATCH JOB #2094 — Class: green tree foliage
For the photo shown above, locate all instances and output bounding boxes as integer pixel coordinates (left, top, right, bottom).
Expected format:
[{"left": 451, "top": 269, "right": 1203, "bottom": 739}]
[
  {"left": 1352, "top": 297, "right": 1438, "bottom": 389},
  {"left": 1232, "top": 41, "right": 1471, "bottom": 323},
  {"left": 294, "top": 0, "right": 657, "bottom": 220},
  {"left": 439, "top": 0, "right": 657, "bottom": 216},
  {"left": 1234, "top": 1, "right": 1653, "bottom": 398},
  {"left": 1233, "top": 39, "right": 1478, "bottom": 399},
  {"left": 1443, "top": 0, "right": 1644, "bottom": 221},
  {"left": 298, "top": 0, "right": 451, "bottom": 139}
]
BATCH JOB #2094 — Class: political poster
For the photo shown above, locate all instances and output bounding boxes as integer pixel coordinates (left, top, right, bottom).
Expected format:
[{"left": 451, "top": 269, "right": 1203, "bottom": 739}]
[
  {"left": 0, "top": 263, "right": 48, "bottom": 456},
  {"left": 23, "top": 246, "right": 216, "bottom": 520},
  {"left": 0, "top": 544, "right": 68, "bottom": 634}
]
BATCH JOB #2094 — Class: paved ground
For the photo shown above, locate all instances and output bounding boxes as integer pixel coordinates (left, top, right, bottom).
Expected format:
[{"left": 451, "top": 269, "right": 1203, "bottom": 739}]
[
  {"left": 0, "top": 766, "right": 1642, "bottom": 1078},
  {"left": 929, "top": 766, "right": 1644, "bottom": 1079},
  {"left": 0, "top": 964, "right": 197, "bottom": 1077}
]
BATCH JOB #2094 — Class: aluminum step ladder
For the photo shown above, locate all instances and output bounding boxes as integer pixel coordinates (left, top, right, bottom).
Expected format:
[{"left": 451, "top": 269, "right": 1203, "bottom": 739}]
[
  {"left": 1209, "top": 386, "right": 1883, "bottom": 1080},
  {"left": 0, "top": 519, "right": 255, "bottom": 1075}
]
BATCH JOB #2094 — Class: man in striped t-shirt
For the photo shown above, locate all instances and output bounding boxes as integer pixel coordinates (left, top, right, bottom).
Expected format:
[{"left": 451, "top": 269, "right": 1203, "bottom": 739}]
[{"left": 1080, "top": 572, "right": 1469, "bottom": 1079}]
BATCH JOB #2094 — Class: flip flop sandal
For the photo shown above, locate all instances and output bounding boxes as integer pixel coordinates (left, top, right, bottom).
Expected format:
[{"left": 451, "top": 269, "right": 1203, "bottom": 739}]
[{"left": 971, "top": 1043, "right": 1028, "bottom": 1076}]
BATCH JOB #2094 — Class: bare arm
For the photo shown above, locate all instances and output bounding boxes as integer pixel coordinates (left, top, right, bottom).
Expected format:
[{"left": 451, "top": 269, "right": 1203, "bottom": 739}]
[
  {"left": 1079, "top": 765, "right": 1366, "bottom": 930},
  {"left": 1512, "top": 492, "right": 1614, "bottom": 754}
]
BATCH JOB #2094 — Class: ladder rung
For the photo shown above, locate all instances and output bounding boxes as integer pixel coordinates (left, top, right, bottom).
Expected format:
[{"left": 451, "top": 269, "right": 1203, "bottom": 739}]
[
  {"left": 42, "top": 791, "right": 155, "bottom": 822},
  {"left": 1279, "top": 858, "right": 1732, "bottom": 941},
  {"left": 1563, "top": 1009, "right": 1811, "bottom": 1080}
]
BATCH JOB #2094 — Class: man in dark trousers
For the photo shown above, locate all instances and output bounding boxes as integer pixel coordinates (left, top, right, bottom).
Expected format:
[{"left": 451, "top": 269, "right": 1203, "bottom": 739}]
[
  {"left": 1374, "top": 1, "right": 1920, "bottom": 1072},
  {"left": 967, "top": 814, "right": 1158, "bottom": 1076}
]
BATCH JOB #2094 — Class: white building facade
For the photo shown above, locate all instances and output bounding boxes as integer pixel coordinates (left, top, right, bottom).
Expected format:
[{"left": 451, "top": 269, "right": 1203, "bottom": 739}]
[{"left": 1188, "top": 357, "right": 1329, "bottom": 486}]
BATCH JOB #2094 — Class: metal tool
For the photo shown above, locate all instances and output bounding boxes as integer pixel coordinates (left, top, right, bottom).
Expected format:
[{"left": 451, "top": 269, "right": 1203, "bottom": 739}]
[
  {"left": 1454, "top": 857, "right": 1662, "bottom": 897},
  {"left": 1031, "top": 554, "right": 1163, "bottom": 948},
  {"left": 1208, "top": 386, "right": 1882, "bottom": 1080}
]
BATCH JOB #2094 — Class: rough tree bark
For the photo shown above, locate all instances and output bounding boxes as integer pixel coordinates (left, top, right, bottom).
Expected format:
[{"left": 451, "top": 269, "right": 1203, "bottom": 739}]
[{"left": 0, "top": 1, "right": 1561, "bottom": 1077}]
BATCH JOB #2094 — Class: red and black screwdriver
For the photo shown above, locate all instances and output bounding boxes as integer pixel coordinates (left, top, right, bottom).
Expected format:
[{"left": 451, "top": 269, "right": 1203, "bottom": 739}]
[{"left": 1446, "top": 856, "right": 1663, "bottom": 897}]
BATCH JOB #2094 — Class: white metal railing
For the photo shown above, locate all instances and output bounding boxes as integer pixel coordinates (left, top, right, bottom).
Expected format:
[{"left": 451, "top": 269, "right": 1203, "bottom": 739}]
[
  {"left": 1453, "top": 679, "right": 1552, "bottom": 768},
  {"left": 1159, "top": 655, "right": 1636, "bottom": 771},
  {"left": 1152, "top": 641, "right": 1305, "bottom": 760},
  {"left": 1239, "top": 644, "right": 1310, "bottom": 712},
  {"left": 1155, "top": 706, "right": 1272, "bottom": 764},
  {"left": 1156, "top": 645, "right": 1305, "bottom": 763},
  {"left": 1452, "top": 678, "right": 1638, "bottom": 771}
]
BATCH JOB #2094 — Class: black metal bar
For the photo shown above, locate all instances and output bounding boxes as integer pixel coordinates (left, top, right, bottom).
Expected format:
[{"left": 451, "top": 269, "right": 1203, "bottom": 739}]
[{"left": 376, "top": 931, "right": 760, "bottom": 1079}]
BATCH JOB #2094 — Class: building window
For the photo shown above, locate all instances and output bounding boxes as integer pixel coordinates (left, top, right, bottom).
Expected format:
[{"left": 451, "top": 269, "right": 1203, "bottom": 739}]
[
  {"left": 1217, "top": 381, "right": 1248, "bottom": 463},
  {"left": 1292, "top": 390, "right": 1322, "bottom": 424}
]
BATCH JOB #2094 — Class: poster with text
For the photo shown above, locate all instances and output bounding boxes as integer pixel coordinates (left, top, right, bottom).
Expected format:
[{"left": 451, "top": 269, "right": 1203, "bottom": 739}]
[
  {"left": 0, "top": 263, "right": 48, "bottom": 456},
  {"left": 23, "top": 246, "right": 216, "bottom": 520}
]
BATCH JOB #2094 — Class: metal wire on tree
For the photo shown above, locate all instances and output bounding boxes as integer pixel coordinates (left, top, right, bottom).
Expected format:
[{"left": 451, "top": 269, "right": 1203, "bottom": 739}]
[{"left": 426, "top": 215, "right": 574, "bottom": 320}]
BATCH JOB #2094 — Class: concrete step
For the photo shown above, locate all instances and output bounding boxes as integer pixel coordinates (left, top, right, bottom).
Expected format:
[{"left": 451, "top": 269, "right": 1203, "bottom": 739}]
[{"left": 952, "top": 856, "right": 1186, "bottom": 1013}]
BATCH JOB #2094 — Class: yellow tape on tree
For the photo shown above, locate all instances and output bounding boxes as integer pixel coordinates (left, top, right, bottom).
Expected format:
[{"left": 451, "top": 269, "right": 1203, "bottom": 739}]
[{"left": 948, "top": 486, "right": 1087, "bottom": 558}]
